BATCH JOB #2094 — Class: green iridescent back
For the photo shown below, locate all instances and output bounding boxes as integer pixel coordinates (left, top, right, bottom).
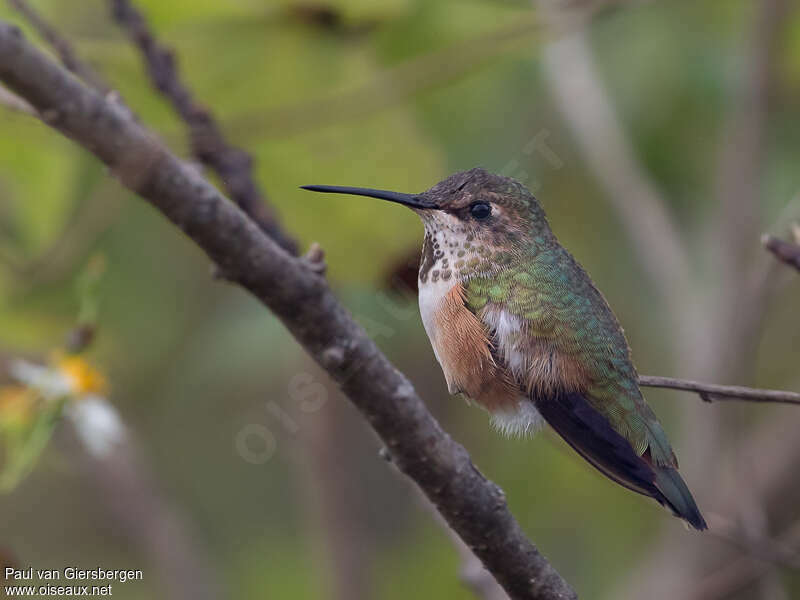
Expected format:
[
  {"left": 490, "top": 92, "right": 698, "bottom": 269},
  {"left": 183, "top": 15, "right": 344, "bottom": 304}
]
[{"left": 463, "top": 238, "right": 677, "bottom": 468}]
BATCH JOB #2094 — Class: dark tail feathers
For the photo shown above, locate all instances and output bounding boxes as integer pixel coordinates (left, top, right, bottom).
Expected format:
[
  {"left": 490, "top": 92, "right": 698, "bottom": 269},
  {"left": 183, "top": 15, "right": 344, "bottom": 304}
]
[
  {"left": 533, "top": 390, "right": 707, "bottom": 531},
  {"left": 652, "top": 467, "right": 707, "bottom": 530}
]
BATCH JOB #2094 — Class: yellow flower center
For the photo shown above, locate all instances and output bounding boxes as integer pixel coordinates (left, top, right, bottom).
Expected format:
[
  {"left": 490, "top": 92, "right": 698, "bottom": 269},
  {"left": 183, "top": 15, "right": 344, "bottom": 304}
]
[{"left": 56, "top": 356, "right": 108, "bottom": 396}]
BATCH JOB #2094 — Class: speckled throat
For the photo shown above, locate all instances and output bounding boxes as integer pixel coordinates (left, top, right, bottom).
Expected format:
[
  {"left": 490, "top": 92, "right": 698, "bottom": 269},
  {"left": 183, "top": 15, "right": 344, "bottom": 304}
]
[{"left": 417, "top": 217, "right": 501, "bottom": 286}]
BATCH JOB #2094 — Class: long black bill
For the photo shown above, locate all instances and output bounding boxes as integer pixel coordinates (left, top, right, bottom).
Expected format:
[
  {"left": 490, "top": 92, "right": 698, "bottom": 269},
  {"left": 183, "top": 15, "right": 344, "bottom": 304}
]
[{"left": 300, "top": 185, "right": 438, "bottom": 210}]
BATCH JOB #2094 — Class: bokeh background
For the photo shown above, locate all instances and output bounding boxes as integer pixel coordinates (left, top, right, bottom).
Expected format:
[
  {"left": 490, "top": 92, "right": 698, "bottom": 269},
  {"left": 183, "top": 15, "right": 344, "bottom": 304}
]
[{"left": 0, "top": 0, "right": 799, "bottom": 598}]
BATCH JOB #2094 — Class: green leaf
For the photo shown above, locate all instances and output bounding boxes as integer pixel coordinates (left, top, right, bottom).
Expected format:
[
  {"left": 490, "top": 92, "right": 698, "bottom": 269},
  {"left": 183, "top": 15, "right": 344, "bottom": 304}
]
[{"left": 0, "top": 392, "right": 65, "bottom": 492}]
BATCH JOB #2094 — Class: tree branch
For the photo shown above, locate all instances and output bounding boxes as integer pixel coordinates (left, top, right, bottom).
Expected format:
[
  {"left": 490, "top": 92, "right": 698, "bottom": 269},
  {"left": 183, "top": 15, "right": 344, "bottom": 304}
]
[
  {"left": 0, "top": 82, "right": 33, "bottom": 114},
  {"left": 107, "top": 0, "right": 298, "bottom": 255},
  {"left": 638, "top": 376, "right": 800, "bottom": 406},
  {"left": 0, "top": 21, "right": 575, "bottom": 600},
  {"left": 9, "top": 0, "right": 298, "bottom": 255},
  {"left": 762, "top": 233, "right": 800, "bottom": 272},
  {"left": 6, "top": 0, "right": 109, "bottom": 94}
]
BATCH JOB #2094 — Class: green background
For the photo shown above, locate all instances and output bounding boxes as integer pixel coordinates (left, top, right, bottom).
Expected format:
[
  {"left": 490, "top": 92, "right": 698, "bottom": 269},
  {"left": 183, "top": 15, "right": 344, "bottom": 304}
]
[{"left": 0, "top": 0, "right": 799, "bottom": 598}]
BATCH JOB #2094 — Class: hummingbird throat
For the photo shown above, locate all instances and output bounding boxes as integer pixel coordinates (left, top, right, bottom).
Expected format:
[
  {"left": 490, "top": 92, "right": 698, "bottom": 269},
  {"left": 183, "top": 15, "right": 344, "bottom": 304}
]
[{"left": 417, "top": 212, "right": 511, "bottom": 286}]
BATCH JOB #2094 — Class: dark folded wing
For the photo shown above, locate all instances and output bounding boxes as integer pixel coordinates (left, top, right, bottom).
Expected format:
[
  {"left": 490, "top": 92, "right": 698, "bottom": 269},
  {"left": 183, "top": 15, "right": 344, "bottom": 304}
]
[{"left": 533, "top": 389, "right": 706, "bottom": 530}]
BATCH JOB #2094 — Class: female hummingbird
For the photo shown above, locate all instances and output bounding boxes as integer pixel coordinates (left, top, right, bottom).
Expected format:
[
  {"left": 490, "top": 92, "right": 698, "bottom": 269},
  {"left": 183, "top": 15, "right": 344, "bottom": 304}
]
[{"left": 302, "top": 168, "right": 706, "bottom": 530}]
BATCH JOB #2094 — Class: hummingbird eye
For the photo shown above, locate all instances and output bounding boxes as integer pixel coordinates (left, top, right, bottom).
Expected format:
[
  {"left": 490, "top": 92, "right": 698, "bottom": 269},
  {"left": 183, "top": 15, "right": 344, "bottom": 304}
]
[{"left": 469, "top": 202, "right": 492, "bottom": 220}]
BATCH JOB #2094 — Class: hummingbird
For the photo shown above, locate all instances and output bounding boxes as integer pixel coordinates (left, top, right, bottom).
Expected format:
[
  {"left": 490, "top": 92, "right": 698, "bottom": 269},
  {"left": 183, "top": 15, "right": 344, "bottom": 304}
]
[{"left": 302, "top": 168, "right": 706, "bottom": 530}]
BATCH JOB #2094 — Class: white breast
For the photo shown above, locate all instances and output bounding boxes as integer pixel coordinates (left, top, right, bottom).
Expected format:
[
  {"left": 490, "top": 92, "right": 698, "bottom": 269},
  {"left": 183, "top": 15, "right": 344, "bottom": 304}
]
[
  {"left": 417, "top": 277, "right": 455, "bottom": 366},
  {"left": 481, "top": 306, "right": 529, "bottom": 380},
  {"left": 480, "top": 305, "right": 545, "bottom": 436}
]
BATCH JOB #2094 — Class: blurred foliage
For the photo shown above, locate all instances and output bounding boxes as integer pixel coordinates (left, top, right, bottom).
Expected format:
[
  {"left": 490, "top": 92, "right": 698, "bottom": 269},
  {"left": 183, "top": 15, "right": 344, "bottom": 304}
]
[
  {"left": 0, "top": 255, "right": 106, "bottom": 491},
  {"left": 0, "top": 384, "right": 65, "bottom": 491},
  {"left": 0, "top": 0, "right": 798, "bottom": 599}
]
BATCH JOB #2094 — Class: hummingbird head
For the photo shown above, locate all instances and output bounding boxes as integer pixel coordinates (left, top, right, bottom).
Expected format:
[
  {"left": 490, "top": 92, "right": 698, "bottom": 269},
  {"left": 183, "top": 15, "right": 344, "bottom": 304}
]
[{"left": 302, "top": 168, "right": 552, "bottom": 259}]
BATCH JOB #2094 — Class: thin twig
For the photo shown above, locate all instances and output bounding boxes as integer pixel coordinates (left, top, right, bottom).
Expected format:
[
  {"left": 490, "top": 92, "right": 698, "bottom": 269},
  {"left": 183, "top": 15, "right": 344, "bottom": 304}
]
[
  {"left": 6, "top": 0, "right": 109, "bottom": 93},
  {"left": 639, "top": 375, "right": 800, "bottom": 406},
  {"left": 8, "top": 0, "right": 296, "bottom": 255},
  {"left": 762, "top": 233, "right": 800, "bottom": 272},
  {"left": 108, "top": 0, "right": 298, "bottom": 255},
  {"left": 0, "top": 21, "right": 575, "bottom": 599}
]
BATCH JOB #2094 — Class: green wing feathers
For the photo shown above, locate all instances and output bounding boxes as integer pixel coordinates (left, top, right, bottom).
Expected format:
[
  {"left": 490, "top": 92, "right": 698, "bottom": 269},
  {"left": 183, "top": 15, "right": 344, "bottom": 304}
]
[
  {"left": 652, "top": 466, "right": 707, "bottom": 530},
  {"left": 464, "top": 243, "right": 677, "bottom": 468}
]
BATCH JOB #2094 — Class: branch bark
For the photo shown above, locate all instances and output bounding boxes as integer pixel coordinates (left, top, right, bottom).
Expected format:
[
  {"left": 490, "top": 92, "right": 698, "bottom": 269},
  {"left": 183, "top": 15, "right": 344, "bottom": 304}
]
[
  {"left": 0, "top": 21, "right": 575, "bottom": 600},
  {"left": 0, "top": 82, "right": 33, "bottom": 113},
  {"left": 6, "top": 0, "right": 109, "bottom": 93},
  {"left": 638, "top": 376, "right": 800, "bottom": 406},
  {"left": 107, "top": 0, "right": 298, "bottom": 255},
  {"left": 762, "top": 233, "right": 800, "bottom": 272}
]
